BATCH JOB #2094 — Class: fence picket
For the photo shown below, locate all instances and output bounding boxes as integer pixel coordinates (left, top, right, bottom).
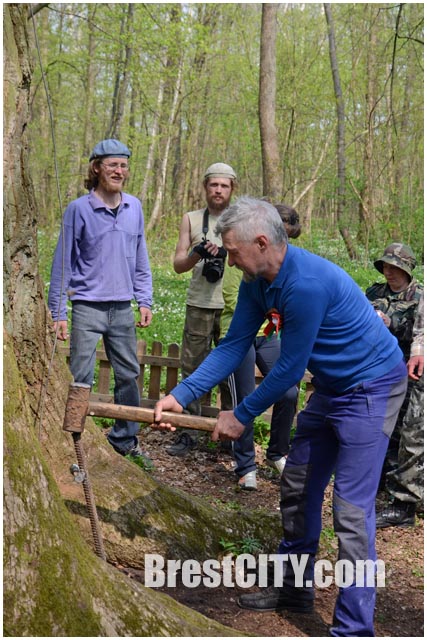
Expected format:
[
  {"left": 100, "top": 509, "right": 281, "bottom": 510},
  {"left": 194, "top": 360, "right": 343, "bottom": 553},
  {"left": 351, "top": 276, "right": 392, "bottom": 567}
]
[{"left": 58, "top": 341, "right": 312, "bottom": 422}]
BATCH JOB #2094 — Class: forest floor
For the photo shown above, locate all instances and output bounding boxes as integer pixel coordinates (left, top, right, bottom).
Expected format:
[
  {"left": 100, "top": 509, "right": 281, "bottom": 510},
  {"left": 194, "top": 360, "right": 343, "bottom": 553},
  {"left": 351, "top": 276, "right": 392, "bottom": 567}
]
[{"left": 123, "top": 428, "right": 424, "bottom": 638}]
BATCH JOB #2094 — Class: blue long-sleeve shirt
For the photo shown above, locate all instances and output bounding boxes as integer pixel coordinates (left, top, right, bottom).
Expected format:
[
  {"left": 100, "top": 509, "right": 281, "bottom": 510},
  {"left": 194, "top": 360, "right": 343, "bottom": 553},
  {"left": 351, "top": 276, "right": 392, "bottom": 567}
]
[
  {"left": 172, "top": 245, "right": 403, "bottom": 425},
  {"left": 48, "top": 190, "right": 152, "bottom": 320}
]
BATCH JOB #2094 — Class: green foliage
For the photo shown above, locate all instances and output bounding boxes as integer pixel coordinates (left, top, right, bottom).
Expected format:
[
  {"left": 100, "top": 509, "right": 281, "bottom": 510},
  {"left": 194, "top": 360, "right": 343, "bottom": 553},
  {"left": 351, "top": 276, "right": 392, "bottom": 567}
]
[
  {"left": 39, "top": 222, "right": 423, "bottom": 383},
  {"left": 219, "top": 535, "right": 264, "bottom": 557},
  {"left": 253, "top": 417, "right": 270, "bottom": 451},
  {"left": 319, "top": 526, "right": 338, "bottom": 557},
  {"left": 30, "top": 2, "right": 423, "bottom": 252},
  {"left": 125, "top": 453, "right": 155, "bottom": 472},
  {"left": 136, "top": 264, "right": 190, "bottom": 346},
  {"left": 210, "top": 498, "right": 242, "bottom": 512}
]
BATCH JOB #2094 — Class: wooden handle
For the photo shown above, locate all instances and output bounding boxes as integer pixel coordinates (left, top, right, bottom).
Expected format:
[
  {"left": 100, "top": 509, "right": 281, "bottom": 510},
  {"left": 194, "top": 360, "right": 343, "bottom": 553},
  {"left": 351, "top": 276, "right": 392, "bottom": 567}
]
[{"left": 87, "top": 401, "right": 217, "bottom": 432}]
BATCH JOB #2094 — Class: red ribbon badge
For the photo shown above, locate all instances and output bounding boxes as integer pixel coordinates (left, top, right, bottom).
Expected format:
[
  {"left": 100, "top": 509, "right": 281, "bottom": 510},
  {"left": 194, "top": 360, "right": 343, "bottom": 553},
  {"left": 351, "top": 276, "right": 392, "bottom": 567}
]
[{"left": 263, "top": 308, "right": 283, "bottom": 339}]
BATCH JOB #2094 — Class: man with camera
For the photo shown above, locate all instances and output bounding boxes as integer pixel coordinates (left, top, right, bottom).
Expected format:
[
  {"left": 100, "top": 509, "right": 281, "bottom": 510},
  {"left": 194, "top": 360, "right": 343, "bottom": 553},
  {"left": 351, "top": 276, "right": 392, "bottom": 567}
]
[{"left": 166, "top": 163, "right": 236, "bottom": 456}]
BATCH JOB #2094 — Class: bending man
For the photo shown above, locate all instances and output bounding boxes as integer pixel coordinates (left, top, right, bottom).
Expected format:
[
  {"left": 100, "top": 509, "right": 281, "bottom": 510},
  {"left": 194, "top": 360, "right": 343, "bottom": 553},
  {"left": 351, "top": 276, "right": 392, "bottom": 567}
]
[{"left": 154, "top": 197, "right": 407, "bottom": 637}]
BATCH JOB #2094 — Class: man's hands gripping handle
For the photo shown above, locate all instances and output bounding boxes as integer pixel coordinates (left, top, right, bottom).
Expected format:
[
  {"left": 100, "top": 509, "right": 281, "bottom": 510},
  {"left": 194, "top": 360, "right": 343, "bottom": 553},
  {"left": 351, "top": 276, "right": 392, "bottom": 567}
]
[{"left": 153, "top": 396, "right": 246, "bottom": 442}]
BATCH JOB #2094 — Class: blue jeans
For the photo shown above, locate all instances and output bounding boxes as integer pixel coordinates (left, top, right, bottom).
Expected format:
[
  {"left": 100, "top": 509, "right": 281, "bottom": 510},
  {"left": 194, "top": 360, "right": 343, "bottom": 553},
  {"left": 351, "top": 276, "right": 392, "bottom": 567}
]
[
  {"left": 229, "top": 335, "right": 298, "bottom": 477},
  {"left": 277, "top": 360, "right": 407, "bottom": 636},
  {"left": 70, "top": 301, "right": 140, "bottom": 453}
]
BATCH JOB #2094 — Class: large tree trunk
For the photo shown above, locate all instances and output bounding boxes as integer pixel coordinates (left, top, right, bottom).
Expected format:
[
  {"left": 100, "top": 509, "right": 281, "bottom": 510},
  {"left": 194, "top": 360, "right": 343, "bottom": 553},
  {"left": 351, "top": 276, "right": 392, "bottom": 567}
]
[
  {"left": 3, "top": 5, "right": 281, "bottom": 635},
  {"left": 259, "top": 3, "right": 282, "bottom": 200}
]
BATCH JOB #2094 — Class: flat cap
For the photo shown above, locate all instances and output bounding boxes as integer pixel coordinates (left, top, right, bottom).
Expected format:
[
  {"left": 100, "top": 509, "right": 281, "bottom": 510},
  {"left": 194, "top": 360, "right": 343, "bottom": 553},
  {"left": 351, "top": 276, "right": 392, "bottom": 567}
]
[
  {"left": 374, "top": 242, "right": 416, "bottom": 277},
  {"left": 89, "top": 139, "right": 131, "bottom": 161},
  {"left": 204, "top": 162, "right": 237, "bottom": 181}
]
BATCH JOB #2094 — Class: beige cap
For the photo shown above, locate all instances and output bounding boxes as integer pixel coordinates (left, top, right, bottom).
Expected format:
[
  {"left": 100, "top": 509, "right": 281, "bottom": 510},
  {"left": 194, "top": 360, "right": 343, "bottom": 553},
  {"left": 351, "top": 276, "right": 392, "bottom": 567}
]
[{"left": 204, "top": 162, "right": 237, "bottom": 181}]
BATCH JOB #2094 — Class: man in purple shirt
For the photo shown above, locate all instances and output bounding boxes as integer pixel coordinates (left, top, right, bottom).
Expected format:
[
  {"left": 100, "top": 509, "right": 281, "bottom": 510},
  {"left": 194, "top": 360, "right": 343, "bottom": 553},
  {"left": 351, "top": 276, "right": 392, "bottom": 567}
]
[{"left": 48, "top": 139, "right": 153, "bottom": 462}]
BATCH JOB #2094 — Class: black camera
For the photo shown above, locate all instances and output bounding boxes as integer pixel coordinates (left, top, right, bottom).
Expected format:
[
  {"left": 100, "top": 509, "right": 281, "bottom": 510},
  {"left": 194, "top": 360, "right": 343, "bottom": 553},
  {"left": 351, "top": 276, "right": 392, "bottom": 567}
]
[
  {"left": 192, "top": 240, "right": 227, "bottom": 283},
  {"left": 202, "top": 256, "right": 225, "bottom": 283}
]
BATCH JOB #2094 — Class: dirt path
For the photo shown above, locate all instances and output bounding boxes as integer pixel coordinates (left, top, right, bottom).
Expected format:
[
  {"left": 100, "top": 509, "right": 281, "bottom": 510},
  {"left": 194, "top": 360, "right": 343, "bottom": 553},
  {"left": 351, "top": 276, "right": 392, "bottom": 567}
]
[{"left": 123, "top": 428, "right": 424, "bottom": 637}]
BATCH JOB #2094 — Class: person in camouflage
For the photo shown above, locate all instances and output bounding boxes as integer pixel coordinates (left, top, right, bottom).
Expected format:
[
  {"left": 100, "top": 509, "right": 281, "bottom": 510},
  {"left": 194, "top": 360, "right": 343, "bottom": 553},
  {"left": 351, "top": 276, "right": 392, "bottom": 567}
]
[
  {"left": 366, "top": 243, "right": 422, "bottom": 361},
  {"left": 376, "top": 292, "right": 424, "bottom": 528},
  {"left": 365, "top": 243, "right": 423, "bottom": 528}
]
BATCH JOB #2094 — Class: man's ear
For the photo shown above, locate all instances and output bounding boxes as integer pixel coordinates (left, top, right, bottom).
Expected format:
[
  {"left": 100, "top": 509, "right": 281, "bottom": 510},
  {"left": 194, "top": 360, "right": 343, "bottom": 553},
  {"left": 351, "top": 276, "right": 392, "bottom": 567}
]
[{"left": 255, "top": 235, "right": 268, "bottom": 251}]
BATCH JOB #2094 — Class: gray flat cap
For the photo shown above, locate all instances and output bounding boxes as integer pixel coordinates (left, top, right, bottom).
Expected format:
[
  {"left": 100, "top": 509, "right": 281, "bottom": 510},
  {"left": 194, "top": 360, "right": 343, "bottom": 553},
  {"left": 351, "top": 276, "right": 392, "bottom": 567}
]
[
  {"left": 89, "top": 139, "right": 131, "bottom": 161},
  {"left": 204, "top": 162, "right": 237, "bottom": 181}
]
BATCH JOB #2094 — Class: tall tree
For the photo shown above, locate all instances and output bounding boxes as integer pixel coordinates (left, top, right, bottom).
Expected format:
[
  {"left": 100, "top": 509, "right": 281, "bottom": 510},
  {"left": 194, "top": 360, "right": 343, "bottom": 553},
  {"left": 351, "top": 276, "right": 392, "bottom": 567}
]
[
  {"left": 107, "top": 3, "right": 135, "bottom": 140},
  {"left": 259, "top": 3, "right": 282, "bottom": 199},
  {"left": 27, "top": 3, "right": 424, "bottom": 255},
  {"left": 324, "top": 3, "right": 358, "bottom": 260}
]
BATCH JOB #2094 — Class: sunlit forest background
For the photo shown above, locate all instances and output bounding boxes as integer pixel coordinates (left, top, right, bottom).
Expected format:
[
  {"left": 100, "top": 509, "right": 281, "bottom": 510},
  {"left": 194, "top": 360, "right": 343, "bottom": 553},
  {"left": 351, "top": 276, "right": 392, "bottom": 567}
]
[{"left": 29, "top": 2, "right": 423, "bottom": 339}]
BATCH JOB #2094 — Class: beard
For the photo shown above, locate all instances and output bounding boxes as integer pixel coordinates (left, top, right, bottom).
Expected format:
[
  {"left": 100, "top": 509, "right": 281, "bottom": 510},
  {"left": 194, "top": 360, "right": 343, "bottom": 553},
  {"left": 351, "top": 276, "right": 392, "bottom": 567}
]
[
  {"left": 242, "top": 271, "right": 258, "bottom": 283},
  {"left": 206, "top": 194, "right": 231, "bottom": 212},
  {"left": 98, "top": 172, "right": 126, "bottom": 193}
]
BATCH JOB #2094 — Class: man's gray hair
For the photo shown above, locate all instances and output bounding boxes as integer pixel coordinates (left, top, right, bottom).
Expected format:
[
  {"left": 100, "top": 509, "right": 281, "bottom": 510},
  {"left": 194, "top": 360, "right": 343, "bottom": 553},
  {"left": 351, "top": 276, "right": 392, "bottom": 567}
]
[{"left": 215, "top": 196, "right": 288, "bottom": 245}]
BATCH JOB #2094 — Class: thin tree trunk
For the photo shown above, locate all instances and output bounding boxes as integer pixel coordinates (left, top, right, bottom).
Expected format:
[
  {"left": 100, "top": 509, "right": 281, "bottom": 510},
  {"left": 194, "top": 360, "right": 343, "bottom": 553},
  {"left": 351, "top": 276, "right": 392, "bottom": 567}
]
[
  {"left": 108, "top": 3, "right": 134, "bottom": 140},
  {"left": 359, "top": 5, "right": 377, "bottom": 242},
  {"left": 140, "top": 69, "right": 166, "bottom": 205},
  {"left": 147, "top": 59, "right": 183, "bottom": 231},
  {"left": 293, "top": 127, "right": 334, "bottom": 209},
  {"left": 80, "top": 5, "right": 97, "bottom": 182},
  {"left": 324, "top": 3, "right": 358, "bottom": 260},
  {"left": 259, "top": 3, "right": 282, "bottom": 199}
]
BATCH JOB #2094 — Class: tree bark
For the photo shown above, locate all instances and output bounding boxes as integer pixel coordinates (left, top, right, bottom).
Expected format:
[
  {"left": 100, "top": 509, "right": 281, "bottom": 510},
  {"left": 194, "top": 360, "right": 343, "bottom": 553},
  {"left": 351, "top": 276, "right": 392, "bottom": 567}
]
[
  {"left": 80, "top": 5, "right": 98, "bottom": 165},
  {"left": 358, "top": 5, "right": 377, "bottom": 243},
  {"left": 3, "top": 5, "right": 281, "bottom": 635},
  {"left": 108, "top": 3, "right": 134, "bottom": 140},
  {"left": 324, "top": 3, "right": 358, "bottom": 260},
  {"left": 147, "top": 58, "right": 183, "bottom": 231},
  {"left": 259, "top": 3, "right": 282, "bottom": 199},
  {"left": 140, "top": 69, "right": 166, "bottom": 206}
]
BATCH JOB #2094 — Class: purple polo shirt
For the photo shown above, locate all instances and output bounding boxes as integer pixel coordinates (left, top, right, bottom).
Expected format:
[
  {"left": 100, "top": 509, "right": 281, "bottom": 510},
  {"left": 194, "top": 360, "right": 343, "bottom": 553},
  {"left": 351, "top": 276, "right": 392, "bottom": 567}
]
[{"left": 48, "top": 190, "right": 152, "bottom": 320}]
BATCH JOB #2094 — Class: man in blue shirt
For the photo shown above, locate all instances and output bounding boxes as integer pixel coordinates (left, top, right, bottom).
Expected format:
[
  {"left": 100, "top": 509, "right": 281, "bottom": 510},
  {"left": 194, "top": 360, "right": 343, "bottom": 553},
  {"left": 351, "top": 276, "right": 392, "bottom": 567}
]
[
  {"left": 154, "top": 196, "right": 407, "bottom": 637},
  {"left": 48, "top": 139, "right": 152, "bottom": 462}
]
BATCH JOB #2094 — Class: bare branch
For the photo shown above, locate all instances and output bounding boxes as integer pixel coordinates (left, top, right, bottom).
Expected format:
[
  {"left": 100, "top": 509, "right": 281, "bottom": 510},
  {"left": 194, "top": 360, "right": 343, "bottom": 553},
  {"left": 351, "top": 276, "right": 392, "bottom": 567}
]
[{"left": 27, "top": 4, "right": 49, "bottom": 20}]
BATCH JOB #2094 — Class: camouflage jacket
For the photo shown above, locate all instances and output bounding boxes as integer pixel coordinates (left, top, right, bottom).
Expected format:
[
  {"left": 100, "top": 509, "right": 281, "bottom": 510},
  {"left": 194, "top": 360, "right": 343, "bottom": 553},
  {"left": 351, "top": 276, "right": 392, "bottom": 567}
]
[
  {"left": 366, "top": 279, "right": 423, "bottom": 360},
  {"left": 411, "top": 291, "right": 424, "bottom": 357}
]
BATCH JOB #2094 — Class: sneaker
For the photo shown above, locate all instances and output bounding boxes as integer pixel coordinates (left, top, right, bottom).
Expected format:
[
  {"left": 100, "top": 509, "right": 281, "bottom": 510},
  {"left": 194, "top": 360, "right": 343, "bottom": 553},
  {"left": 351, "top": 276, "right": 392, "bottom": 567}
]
[
  {"left": 266, "top": 456, "right": 287, "bottom": 475},
  {"left": 166, "top": 431, "right": 196, "bottom": 457},
  {"left": 238, "top": 471, "right": 257, "bottom": 491},
  {"left": 376, "top": 500, "right": 416, "bottom": 528},
  {"left": 238, "top": 584, "right": 313, "bottom": 613}
]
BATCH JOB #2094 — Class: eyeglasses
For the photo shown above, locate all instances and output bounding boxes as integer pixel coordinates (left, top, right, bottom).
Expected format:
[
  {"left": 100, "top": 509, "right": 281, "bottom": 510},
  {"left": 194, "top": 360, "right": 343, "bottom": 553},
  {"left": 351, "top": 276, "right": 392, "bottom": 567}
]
[{"left": 100, "top": 162, "right": 130, "bottom": 172}]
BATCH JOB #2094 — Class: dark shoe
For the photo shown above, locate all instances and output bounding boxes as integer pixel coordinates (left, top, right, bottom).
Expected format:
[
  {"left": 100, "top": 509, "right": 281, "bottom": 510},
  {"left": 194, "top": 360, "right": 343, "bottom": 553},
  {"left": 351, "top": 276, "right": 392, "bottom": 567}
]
[
  {"left": 220, "top": 440, "right": 233, "bottom": 454},
  {"left": 238, "top": 585, "right": 313, "bottom": 613},
  {"left": 376, "top": 500, "right": 416, "bottom": 528},
  {"left": 166, "top": 432, "right": 196, "bottom": 457}
]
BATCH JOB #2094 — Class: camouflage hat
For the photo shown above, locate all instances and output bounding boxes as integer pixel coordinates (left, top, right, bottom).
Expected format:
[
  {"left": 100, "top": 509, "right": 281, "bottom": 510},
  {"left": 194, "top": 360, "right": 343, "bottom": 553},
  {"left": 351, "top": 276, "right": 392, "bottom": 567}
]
[{"left": 374, "top": 243, "right": 416, "bottom": 277}]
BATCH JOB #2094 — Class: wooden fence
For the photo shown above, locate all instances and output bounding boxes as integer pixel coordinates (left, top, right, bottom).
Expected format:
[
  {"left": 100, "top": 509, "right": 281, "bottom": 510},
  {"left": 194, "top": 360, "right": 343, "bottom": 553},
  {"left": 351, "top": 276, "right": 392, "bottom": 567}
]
[{"left": 59, "top": 339, "right": 313, "bottom": 423}]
